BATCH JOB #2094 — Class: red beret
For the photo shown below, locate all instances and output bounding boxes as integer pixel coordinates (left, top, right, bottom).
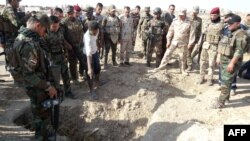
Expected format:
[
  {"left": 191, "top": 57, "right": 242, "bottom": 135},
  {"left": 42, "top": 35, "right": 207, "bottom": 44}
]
[
  {"left": 74, "top": 5, "right": 81, "bottom": 12},
  {"left": 210, "top": 7, "right": 220, "bottom": 14}
]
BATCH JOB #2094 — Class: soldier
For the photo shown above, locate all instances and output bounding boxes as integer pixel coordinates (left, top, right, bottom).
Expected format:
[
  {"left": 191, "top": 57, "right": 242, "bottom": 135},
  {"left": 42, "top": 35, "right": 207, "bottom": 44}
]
[
  {"left": 53, "top": 7, "right": 64, "bottom": 20},
  {"left": 187, "top": 6, "right": 202, "bottom": 71},
  {"left": 44, "top": 16, "right": 75, "bottom": 99},
  {"left": 146, "top": 7, "right": 167, "bottom": 67},
  {"left": 102, "top": 5, "right": 121, "bottom": 69},
  {"left": 15, "top": 13, "right": 57, "bottom": 140},
  {"left": 119, "top": 6, "right": 134, "bottom": 66},
  {"left": 94, "top": 2, "right": 105, "bottom": 59},
  {"left": 153, "top": 8, "right": 193, "bottom": 76},
  {"left": 198, "top": 7, "right": 224, "bottom": 85},
  {"left": 61, "top": 5, "right": 86, "bottom": 84},
  {"left": 161, "top": 4, "right": 176, "bottom": 59},
  {"left": 215, "top": 15, "right": 249, "bottom": 108},
  {"left": 130, "top": 5, "right": 141, "bottom": 50},
  {"left": 0, "top": 0, "right": 23, "bottom": 83},
  {"left": 137, "top": 7, "right": 153, "bottom": 59}
]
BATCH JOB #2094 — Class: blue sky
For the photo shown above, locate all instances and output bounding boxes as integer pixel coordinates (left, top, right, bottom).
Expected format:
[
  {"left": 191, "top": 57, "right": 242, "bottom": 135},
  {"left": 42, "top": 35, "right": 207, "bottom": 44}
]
[{"left": 0, "top": 0, "right": 249, "bottom": 12}]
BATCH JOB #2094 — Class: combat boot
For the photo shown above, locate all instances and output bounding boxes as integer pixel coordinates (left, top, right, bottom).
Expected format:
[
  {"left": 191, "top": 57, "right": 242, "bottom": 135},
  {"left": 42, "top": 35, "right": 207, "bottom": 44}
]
[
  {"left": 146, "top": 61, "right": 151, "bottom": 67},
  {"left": 113, "top": 61, "right": 118, "bottom": 66},
  {"left": 186, "top": 65, "right": 192, "bottom": 71},
  {"left": 90, "top": 90, "right": 98, "bottom": 100},
  {"left": 181, "top": 69, "right": 189, "bottom": 76},
  {"left": 65, "top": 91, "right": 76, "bottom": 99},
  {"left": 197, "top": 77, "right": 205, "bottom": 84},
  {"left": 207, "top": 79, "right": 213, "bottom": 86}
]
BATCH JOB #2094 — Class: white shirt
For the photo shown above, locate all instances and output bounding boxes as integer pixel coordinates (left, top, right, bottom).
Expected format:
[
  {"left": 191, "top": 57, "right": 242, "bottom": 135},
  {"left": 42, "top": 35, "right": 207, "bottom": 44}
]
[{"left": 83, "top": 30, "right": 98, "bottom": 56}]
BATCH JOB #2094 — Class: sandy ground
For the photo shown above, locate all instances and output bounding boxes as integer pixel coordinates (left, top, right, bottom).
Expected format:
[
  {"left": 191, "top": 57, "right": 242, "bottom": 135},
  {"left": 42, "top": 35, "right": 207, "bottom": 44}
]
[{"left": 0, "top": 40, "right": 250, "bottom": 141}]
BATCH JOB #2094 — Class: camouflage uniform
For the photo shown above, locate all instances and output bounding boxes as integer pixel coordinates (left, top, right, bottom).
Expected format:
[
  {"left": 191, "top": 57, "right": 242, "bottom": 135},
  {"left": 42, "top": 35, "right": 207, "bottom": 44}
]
[
  {"left": 199, "top": 21, "right": 224, "bottom": 82},
  {"left": 217, "top": 27, "right": 249, "bottom": 106},
  {"left": 1, "top": 3, "right": 22, "bottom": 79},
  {"left": 14, "top": 26, "right": 51, "bottom": 141},
  {"left": 61, "top": 17, "right": 86, "bottom": 81},
  {"left": 102, "top": 11, "right": 121, "bottom": 67},
  {"left": 119, "top": 14, "right": 134, "bottom": 64},
  {"left": 137, "top": 8, "right": 153, "bottom": 58},
  {"left": 44, "top": 28, "right": 72, "bottom": 94},
  {"left": 147, "top": 16, "right": 167, "bottom": 67},
  {"left": 158, "top": 15, "right": 193, "bottom": 74},
  {"left": 130, "top": 12, "right": 140, "bottom": 49},
  {"left": 94, "top": 13, "right": 105, "bottom": 59},
  {"left": 188, "top": 15, "right": 202, "bottom": 67}
]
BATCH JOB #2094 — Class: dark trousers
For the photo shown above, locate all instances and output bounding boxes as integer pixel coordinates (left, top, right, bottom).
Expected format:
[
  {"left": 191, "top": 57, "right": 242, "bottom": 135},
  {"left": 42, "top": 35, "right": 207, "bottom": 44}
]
[
  {"left": 83, "top": 52, "right": 101, "bottom": 91},
  {"left": 104, "top": 38, "right": 117, "bottom": 63}
]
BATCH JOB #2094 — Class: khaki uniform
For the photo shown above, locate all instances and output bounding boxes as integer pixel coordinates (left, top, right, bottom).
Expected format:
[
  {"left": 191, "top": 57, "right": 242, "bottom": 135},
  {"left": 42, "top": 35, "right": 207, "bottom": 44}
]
[
  {"left": 119, "top": 15, "right": 134, "bottom": 63},
  {"left": 159, "top": 17, "right": 193, "bottom": 72},
  {"left": 200, "top": 21, "right": 224, "bottom": 80}
]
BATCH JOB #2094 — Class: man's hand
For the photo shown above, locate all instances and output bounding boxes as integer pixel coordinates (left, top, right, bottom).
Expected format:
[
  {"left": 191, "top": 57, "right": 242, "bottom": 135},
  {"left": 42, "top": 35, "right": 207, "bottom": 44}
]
[
  {"left": 227, "top": 62, "right": 235, "bottom": 73},
  {"left": 88, "top": 68, "right": 93, "bottom": 79},
  {"left": 0, "top": 44, "right": 5, "bottom": 48},
  {"left": 47, "top": 86, "right": 57, "bottom": 98}
]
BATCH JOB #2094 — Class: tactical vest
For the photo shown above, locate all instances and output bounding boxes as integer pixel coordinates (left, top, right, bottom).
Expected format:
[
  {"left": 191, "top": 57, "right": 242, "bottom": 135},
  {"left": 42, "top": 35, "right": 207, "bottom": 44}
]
[
  {"left": 205, "top": 22, "right": 224, "bottom": 44},
  {"left": 149, "top": 19, "right": 165, "bottom": 37},
  {"left": 104, "top": 16, "right": 121, "bottom": 43},
  {"left": 63, "top": 18, "right": 83, "bottom": 45},
  {"left": 218, "top": 29, "right": 249, "bottom": 58},
  {"left": 46, "top": 30, "right": 65, "bottom": 54},
  {"left": 141, "top": 16, "right": 153, "bottom": 40},
  {"left": 120, "top": 15, "right": 134, "bottom": 40}
]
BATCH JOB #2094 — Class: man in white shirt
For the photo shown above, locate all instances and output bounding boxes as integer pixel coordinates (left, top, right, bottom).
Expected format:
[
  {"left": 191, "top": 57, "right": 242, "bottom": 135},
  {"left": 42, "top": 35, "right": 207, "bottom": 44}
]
[{"left": 83, "top": 21, "right": 101, "bottom": 100}]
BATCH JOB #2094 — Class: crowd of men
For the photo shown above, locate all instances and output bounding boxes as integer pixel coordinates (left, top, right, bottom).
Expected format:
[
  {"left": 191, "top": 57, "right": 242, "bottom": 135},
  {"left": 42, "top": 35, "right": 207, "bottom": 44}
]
[{"left": 1, "top": 0, "right": 250, "bottom": 140}]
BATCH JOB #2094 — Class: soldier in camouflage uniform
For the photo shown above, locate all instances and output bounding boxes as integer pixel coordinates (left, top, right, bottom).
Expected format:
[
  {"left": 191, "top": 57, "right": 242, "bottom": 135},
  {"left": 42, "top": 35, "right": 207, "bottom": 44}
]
[
  {"left": 137, "top": 7, "right": 153, "bottom": 59},
  {"left": 61, "top": 5, "right": 86, "bottom": 84},
  {"left": 154, "top": 8, "right": 193, "bottom": 75},
  {"left": 94, "top": 3, "right": 105, "bottom": 58},
  {"left": 187, "top": 6, "right": 202, "bottom": 71},
  {"left": 215, "top": 15, "right": 249, "bottom": 108},
  {"left": 14, "top": 13, "right": 57, "bottom": 140},
  {"left": 102, "top": 5, "right": 121, "bottom": 69},
  {"left": 146, "top": 7, "right": 167, "bottom": 67},
  {"left": 0, "top": 0, "right": 23, "bottom": 82},
  {"left": 198, "top": 7, "right": 224, "bottom": 85},
  {"left": 119, "top": 6, "right": 134, "bottom": 66},
  {"left": 45, "top": 16, "right": 75, "bottom": 99},
  {"left": 130, "top": 5, "right": 141, "bottom": 50}
]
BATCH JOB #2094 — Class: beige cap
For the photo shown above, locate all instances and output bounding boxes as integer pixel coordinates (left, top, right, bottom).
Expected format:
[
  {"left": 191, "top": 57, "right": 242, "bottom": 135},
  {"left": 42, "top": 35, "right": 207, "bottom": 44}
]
[
  {"left": 192, "top": 6, "right": 199, "bottom": 13},
  {"left": 178, "top": 8, "right": 187, "bottom": 15},
  {"left": 108, "top": 4, "right": 116, "bottom": 11}
]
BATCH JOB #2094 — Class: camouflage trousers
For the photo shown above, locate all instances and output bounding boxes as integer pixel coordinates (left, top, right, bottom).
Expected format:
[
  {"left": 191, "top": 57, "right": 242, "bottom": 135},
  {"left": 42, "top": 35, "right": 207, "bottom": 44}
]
[
  {"left": 199, "top": 45, "right": 218, "bottom": 80},
  {"left": 50, "top": 54, "right": 71, "bottom": 93},
  {"left": 120, "top": 40, "right": 133, "bottom": 63},
  {"left": 147, "top": 38, "right": 163, "bottom": 67},
  {"left": 104, "top": 38, "right": 117, "bottom": 64},
  {"left": 26, "top": 88, "right": 50, "bottom": 141},
  {"left": 160, "top": 43, "right": 188, "bottom": 71},
  {"left": 187, "top": 44, "right": 197, "bottom": 66},
  {"left": 219, "top": 56, "right": 241, "bottom": 104}
]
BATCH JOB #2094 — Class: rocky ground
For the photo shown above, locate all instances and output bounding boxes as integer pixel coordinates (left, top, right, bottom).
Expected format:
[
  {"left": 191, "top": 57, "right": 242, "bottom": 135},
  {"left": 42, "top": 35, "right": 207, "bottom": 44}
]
[{"left": 0, "top": 40, "right": 250, "bottom": 141}]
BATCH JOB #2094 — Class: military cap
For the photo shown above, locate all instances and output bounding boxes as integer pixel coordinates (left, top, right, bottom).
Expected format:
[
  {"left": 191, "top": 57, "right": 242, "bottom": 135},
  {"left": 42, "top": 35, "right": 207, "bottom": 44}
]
[
  {"left": 210, "top": 7, "right": 220, "bottom": 14},
  {"left": 49, "top": 15, "right": 60, "bottom": 23},
  {"left": 85, "top": 6, "right": 94, "bottom": 12},
  {"left": 192, "top": 6, "right": 199, "bottom": 13},
  {"left": 31, "top": 13, "right": 50, "bottom": 28},
  {"left": 144, "top": 7, "right": 150, "bottom": 12},
  {"left": 178, "top": 8, "right": 187, "bottom": 15},
  {"left": 108, "top": 4, "right": 116, "bottom": 11},
  {"left": 153, "top": 7, "right": 162, "bottom": 15},
  {"left": 222, "top": 9, "right": 233, "bottom": 16},
  {"left": 66, "top": 5, "right": 74, "bottom": 13},
  {"left": 227, "top": 14, "right": 241, "bottom": 25},
  {"left": 74, "top": 5, "right": 81, "bottom": 12}
]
